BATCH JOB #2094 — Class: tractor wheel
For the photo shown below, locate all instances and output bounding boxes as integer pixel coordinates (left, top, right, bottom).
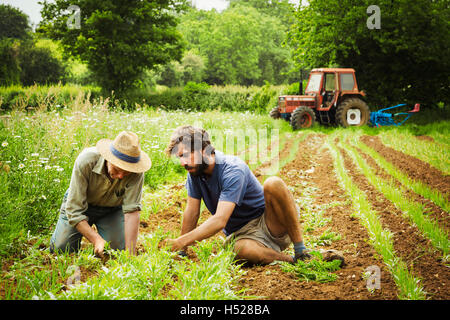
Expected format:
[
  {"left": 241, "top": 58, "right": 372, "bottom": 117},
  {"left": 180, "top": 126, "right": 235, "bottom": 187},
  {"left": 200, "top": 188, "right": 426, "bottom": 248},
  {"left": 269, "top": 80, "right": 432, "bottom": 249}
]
[
  {"left": 290, "top": 106, "right": 316, "bottom": 130},
  {"left": 269, "top": 106, "right": 281, "bottom": 119},
  {"left": 335, "top": 98, "right": 370, "bottom": 127}
]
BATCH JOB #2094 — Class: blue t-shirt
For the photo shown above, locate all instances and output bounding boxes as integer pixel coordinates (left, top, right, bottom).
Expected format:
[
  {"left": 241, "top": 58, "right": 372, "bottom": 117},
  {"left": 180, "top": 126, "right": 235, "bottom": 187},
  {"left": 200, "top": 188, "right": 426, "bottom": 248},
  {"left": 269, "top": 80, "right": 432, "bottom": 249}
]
[{"left": 185, "top": 151, "right": 265, "bottom": 236}]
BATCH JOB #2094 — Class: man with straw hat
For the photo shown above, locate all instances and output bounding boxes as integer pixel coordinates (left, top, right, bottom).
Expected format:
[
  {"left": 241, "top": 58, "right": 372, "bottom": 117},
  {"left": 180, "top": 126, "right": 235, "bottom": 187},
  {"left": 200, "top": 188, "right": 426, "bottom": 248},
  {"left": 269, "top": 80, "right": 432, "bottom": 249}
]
[{"left": 50, "top": 131, "right": 151, "bottom": 256}]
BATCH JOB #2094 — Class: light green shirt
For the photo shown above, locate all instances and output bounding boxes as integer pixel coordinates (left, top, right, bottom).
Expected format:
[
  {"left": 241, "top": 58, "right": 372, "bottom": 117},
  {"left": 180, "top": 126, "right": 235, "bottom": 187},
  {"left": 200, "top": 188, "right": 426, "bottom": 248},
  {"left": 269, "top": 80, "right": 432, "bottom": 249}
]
[{"left": 64, "top": 147, "right": 144, "bottom": 227}]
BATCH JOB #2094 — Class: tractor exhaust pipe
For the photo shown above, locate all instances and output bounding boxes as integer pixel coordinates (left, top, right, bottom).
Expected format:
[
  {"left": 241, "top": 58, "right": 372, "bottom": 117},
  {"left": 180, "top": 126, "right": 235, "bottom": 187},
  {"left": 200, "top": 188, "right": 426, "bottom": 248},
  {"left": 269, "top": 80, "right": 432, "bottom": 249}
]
[{"left": 299, "top": 69, "right": 303, "bottom": 95}]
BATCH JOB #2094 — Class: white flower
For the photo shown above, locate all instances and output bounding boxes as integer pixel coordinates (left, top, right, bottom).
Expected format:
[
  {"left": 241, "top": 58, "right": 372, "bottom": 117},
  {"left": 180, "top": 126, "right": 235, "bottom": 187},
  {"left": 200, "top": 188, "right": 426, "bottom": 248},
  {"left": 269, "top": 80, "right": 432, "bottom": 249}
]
[
  {"left": 53, "top": 178, "right": 61, "bottom": 183},
  {"left": 56, "top": 167, "right": 64, "bottom": 172},
  {"left": 2, "top": 141, "right": 8, "bottom": 147},
  {"left": 41, "top": 195, "right": 47, "bottom": 200},
  {"left": 44, "top": 165, "right": 51, "bottom": 170},
  {"left": 31, "top": 153, "right": 39, "bottom": 157},
  {"left": 18, "top": 163, "right": 25, "bottom": 169}
]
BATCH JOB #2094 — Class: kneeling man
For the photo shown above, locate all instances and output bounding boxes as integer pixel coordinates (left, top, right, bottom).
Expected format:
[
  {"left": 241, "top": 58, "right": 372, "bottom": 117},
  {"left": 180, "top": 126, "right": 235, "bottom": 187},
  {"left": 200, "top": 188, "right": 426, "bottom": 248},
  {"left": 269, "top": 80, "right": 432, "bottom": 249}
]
[
  {"left": 162, "top": 125, "right": 309, "bottom": 264},
  {"left": 50, "top": 131, "right": 151, "bottom": 256}
]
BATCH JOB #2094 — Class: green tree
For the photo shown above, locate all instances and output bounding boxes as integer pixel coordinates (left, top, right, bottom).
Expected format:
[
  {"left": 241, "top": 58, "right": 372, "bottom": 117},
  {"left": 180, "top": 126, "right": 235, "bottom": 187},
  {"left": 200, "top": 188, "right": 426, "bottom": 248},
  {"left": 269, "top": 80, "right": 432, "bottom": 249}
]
[
  {"left": 39, "top": 0, "right": 188, "bottom": 97},
  {"left": 158, "top": 60, "right": 184, "bottom": 87},
  {"left": 181, "top": 50, "right": 206, "bottom": 84},
  {"left": 18, "top": 42, "right": 66, "bottom": 86},
  {"left": 229, "top": 0, "right": 295, "bottom": 25},
  {"left": 178, "top": 4, "right": 294, "bottom": 86},
  {"left": 288, "top": 0, "right": 450, "bottom": 108},
  {"left": 0, "top": 4, "right": 31, "bottom": 40},
  {"left": 0, "top": 4, "right": 31, "bottom": 86},
  {"left": 0, "top": 39, "right": 21, "bottom": 86}
]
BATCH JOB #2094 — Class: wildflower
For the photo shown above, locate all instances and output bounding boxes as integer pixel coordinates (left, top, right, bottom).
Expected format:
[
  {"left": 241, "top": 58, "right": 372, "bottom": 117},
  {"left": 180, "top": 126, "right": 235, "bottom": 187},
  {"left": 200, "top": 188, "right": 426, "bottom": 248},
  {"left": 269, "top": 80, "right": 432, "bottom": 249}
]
[
  {"left": 56, "top": 167, "right": 64, "bottom": 172},
  {"left": 44, "top": 165, "right": 51, "bottom": 170},
  {"left": 2, "top": 141, "right": 8, "bottom": 147},
  {"left": 18, "top": 163, "right": 25, "bottom": 169},
  {"left": 41, "top": 195, "right": 47, "bottom": 200},
  {"left": 53, "top": 178, "right": 61, "bottom": 183},
  {"left": 31, "top": 153, "right": 39, "bottom": 157}
]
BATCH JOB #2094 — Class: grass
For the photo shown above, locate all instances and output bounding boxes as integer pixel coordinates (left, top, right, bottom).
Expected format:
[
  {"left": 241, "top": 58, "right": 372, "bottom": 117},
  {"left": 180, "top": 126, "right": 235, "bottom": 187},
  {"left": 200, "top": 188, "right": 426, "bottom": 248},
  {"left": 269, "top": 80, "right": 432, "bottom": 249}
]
[
  {"left": 280, "top": 251, "right": 342, "bottom": 283},
  {"left": 339, "top": 133, "right": 450, "bottom": 260},
  {"left": 327, "top": 133, "right": 426, "bottom": 300},
  {"left": 1, "top": 233, "right": 104, "bottom": 300},
  {"left": 56, "top": 232, "right": 243, "bottom": 300},
  {"left": 16, "top": 230, "right": 245, "bottom": 300},
  {"left": 354, "top": 135, "right": 449, "bottom": 213},
  {"left": 378, "top": 127, "right": 450, "bottom": 175}
]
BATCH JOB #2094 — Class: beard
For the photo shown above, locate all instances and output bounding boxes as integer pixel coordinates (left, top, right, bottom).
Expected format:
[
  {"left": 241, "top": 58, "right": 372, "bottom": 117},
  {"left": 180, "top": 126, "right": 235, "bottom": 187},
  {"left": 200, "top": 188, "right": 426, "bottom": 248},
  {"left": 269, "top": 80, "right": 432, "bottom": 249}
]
[{"left": 184, "top": 161, "right": 209, "bottom": 177}]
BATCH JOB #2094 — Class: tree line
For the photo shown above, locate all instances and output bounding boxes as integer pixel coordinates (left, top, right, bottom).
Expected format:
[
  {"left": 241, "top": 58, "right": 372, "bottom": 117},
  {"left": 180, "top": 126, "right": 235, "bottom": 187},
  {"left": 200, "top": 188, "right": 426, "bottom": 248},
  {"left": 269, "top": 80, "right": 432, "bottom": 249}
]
[
  {"left": 0, "top": 0, "right": 448, "bottom": 108},
  {"left": 288, "top": 0, "right": 449, "bottom": 108},
  {"left": 0, "top": 4, "right": 65, "bottom": 86}
]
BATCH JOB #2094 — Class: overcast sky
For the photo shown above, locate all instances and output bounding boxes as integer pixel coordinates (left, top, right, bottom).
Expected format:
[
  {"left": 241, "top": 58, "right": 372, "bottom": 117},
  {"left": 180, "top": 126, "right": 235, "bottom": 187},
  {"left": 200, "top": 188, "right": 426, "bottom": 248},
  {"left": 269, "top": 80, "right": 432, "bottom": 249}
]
[
  {"left": 1, "top": 0, "right": 301, "bottom": 27},
  {"left": 0, "top": 0, "right": 230, "bottom": 26}
]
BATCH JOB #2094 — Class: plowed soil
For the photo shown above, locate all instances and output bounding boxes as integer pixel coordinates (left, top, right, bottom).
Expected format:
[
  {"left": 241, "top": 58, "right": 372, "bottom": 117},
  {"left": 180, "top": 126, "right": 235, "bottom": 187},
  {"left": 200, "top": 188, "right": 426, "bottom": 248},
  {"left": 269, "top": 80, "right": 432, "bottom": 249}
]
[{"left": 140, "top": 133, "right": 449, "bottom": 300}]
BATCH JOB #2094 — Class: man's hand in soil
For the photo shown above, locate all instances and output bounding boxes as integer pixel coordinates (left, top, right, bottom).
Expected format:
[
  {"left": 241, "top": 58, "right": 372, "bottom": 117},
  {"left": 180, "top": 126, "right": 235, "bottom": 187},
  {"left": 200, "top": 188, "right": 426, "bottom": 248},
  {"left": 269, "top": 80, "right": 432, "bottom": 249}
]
[
  {"left": 75, "top": 220, "right": 106, "bottom": 258},
  {"left": 94, "top": 237, "right": 106, "bottom": 258},
  {"left": 159, "top": 238, "right": 183, "bottom": 252}
]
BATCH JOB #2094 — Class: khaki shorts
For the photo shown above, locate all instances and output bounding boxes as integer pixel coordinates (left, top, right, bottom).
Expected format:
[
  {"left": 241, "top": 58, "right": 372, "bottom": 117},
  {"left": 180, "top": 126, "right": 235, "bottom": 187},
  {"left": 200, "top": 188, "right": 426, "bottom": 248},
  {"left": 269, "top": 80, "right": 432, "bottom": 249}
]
[{"left": 224, "top": 211, "right": 291, "bottom": 252}]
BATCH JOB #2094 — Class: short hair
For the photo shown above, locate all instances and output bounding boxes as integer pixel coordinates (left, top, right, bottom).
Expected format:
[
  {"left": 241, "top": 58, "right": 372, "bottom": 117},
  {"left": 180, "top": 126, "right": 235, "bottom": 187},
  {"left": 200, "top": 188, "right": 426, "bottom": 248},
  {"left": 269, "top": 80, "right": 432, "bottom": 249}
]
[{"left": 165, "top": 125, "right": 215, "bottom": 157}]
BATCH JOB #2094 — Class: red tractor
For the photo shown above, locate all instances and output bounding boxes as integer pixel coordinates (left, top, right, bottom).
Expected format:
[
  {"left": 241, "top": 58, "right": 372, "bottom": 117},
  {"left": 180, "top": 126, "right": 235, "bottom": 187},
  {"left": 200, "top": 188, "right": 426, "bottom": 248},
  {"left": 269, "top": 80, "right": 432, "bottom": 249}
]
[{"left": 270, "top": 68, "right": 370, "bottom": 130}]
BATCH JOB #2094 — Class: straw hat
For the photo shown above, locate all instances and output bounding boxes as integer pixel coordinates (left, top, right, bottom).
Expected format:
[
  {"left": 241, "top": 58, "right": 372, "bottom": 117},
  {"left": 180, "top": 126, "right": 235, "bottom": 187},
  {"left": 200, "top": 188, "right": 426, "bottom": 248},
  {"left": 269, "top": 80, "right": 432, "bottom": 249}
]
[{"left": 96, "top": 131, "right": 151, "bottom": 173}]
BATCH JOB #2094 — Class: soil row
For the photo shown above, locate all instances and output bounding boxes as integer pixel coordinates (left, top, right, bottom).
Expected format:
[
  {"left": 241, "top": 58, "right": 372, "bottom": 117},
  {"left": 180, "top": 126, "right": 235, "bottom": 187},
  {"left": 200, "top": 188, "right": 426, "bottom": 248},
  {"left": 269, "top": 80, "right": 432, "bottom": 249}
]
[
  {"left": 239, "top": 134, "right": 399, "bottom": 299},
  {"left": 360, "top": 135, "right": 450, "bottom": 199},
  {"left": 338, "top": 138, "right": 450, "bottom": 299},
  {"left": 355, "top": 138, "right": 450, "bottom": 233}
]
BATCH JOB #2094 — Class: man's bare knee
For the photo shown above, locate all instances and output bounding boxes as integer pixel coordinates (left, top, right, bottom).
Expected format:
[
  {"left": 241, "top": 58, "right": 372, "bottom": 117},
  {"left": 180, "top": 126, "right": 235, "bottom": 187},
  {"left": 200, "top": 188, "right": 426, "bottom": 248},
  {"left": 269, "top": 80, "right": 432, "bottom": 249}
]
[
  {"left": 263, "top": 177, "right": 289, "bottom": 204},
  {"left": 234, "top": 239, "right": 254, "bottom": 257},
  {"left": 263, "top": 176, "right": 285, "bottom": 195},
  {"left": 233, "top": 239, "right": 264, "bottom": 264},
  {"left": 233, "top": 239, "right": 289, "bottom": 265}
]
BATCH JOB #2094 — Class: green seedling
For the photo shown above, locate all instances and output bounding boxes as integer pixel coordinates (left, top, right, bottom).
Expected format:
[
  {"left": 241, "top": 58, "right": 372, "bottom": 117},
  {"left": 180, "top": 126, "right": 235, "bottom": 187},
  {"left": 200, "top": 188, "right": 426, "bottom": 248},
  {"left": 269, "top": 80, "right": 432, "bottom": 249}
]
[{"left": 280, "top": 251, "right": 342, "bottom": 283}]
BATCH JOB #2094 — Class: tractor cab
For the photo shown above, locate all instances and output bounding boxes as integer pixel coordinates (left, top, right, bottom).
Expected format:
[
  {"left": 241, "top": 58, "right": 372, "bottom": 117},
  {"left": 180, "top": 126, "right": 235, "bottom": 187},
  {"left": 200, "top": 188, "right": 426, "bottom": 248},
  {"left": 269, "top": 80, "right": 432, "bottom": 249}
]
[
  {"left": 305, "top": 68, "right": 364, "bottom": 110},
  {"left": 271, "top": 68, "right": 370, "bottom": 130}
]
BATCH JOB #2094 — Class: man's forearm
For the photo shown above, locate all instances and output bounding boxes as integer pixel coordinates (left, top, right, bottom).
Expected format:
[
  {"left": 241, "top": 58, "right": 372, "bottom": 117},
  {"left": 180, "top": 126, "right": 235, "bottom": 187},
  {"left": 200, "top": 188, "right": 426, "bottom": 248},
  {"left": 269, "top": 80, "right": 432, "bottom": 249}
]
[
  {"left": 177, "top": 214, "right": 226, "bottom": 248},
  {"left": 125, "top": 211, "right": 140, "bottom": 255},
  {"left": 177, "top": 201, "right": 234, "bottom": 248},
  {"left": 76, "top": 220, "right": 103, "bottom": 244},
  {"left": 181, "top": 210, "right": 200, "bottom": 236}
]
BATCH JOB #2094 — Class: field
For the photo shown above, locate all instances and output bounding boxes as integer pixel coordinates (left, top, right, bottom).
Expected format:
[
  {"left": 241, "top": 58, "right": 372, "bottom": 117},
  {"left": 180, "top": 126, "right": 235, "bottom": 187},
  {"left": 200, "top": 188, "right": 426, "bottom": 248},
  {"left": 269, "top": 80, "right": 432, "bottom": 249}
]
[{"left": 0, "top": 95, "right": 449, "bottom": 300}]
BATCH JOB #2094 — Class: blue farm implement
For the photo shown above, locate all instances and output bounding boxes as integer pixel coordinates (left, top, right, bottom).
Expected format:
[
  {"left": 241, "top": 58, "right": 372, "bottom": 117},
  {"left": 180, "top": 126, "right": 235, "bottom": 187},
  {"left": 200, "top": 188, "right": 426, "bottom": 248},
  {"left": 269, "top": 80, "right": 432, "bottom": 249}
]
[{"left": 369, "top": 103, "right": 420, "bottom": 127}]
